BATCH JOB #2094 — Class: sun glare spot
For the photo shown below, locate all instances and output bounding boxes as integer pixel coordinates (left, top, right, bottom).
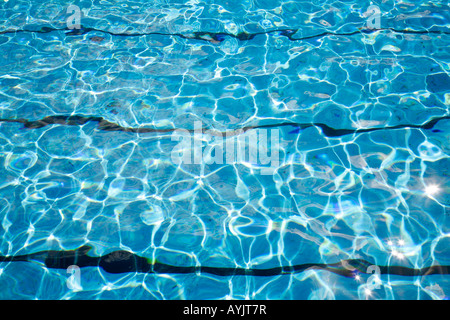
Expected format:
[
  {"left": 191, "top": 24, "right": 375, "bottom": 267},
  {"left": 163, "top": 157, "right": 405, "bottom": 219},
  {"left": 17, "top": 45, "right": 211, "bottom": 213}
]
[{"left": 425, "top": 184, "right": 440, "bottom": 197}]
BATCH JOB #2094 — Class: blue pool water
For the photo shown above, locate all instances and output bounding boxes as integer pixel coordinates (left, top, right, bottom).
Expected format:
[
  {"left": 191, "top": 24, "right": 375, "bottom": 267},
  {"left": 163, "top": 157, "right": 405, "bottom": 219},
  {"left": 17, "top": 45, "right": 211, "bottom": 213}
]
[{"left": 0, "top": 0, "right": 449, "bottom": 300}]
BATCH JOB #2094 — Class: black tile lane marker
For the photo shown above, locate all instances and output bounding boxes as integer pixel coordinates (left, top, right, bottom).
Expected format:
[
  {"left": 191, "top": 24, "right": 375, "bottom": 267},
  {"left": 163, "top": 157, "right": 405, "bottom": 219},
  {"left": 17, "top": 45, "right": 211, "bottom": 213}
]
[
  {"left": 0, "top": 26, "right": 448, "bottom": 42},
  {"left": 0, "top": 245, "right": 448, "bottom": 277},
  {"left": 0, "top": 114, "right": 448, "bottom": 138}
]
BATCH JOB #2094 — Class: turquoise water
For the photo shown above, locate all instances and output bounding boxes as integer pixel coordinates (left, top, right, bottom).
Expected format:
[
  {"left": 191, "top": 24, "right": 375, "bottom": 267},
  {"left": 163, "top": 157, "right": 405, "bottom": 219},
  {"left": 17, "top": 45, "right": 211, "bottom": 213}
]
[{"left": 0, "top": 0, "right": 449, "bottom": 300}]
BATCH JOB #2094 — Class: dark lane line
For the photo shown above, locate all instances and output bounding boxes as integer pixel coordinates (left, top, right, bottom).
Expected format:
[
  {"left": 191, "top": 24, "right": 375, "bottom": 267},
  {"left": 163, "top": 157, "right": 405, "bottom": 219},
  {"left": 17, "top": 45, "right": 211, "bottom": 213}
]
[
  {"left": 0, "top": 114, "right": 448, "bottom": 138},
  {"left": 0, "top": 246, "right": 448, "bottom": 277},
  {"left": 0, "top": 25, "right": 448, "bottom": 43}
]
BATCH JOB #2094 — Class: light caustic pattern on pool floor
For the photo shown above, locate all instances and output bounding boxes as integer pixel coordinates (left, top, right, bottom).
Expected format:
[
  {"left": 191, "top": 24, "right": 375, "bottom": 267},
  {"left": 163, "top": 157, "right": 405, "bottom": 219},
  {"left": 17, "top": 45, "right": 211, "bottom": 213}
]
[{"left": 0, "top": 0, "right": 449, "bottom": 299}]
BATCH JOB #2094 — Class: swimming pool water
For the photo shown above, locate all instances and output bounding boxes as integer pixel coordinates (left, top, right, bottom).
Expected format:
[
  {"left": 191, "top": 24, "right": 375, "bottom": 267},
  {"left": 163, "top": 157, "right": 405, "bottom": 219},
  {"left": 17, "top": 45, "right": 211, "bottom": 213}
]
[{"left": 0, "top": 0, "right": 449, "bottom": 300}]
